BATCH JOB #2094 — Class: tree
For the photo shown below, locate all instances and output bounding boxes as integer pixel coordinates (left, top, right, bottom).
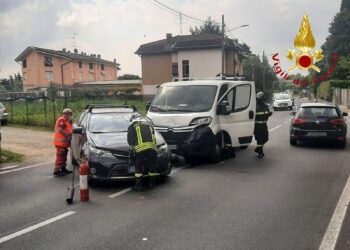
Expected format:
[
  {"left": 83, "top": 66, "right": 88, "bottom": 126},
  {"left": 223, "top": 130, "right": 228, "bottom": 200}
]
[
  {"left": 241, "top": 43, "right": 252, "bottom": 55},
  {"left": 190, "top": 17, "right": 222, "bottom": 36},
  {"left": 341, "top": 0, "right": 350, "bottom": 11},
  {"left": 117, "top": 74, "right": 140, "bottom": 80}
]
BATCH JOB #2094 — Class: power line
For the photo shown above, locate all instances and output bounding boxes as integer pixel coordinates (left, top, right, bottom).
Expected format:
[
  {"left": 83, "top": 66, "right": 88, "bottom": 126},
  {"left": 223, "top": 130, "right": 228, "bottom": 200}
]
[
  {"left": 151, "top": 0, "right": 205, "bottom": 23},
  {"left": 146, "top": 0, "right": 179, "bottom": 17}
]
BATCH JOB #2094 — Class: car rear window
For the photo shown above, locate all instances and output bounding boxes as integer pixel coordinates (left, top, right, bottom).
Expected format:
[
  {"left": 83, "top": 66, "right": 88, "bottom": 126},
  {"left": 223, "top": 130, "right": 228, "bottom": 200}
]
[{"left": 297, "top": 107, "right": 339, "bottom": 118}]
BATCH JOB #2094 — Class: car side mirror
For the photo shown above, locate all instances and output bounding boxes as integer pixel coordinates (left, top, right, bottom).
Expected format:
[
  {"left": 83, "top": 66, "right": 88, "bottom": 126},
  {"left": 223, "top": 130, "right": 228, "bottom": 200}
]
[
  {"left": 218, "top": 101, "right": 231, "bottom": 115},
  {"left": 146, "top": 101, "right": 151, "bottom": 111},
  {"left": 290, "top": 111, "right": 296, "bottom": 116},
  {"left": 73, "top": 127, "right": 83, "bottom": 134},
  {"left": 343, "top": 112, "right": 348, "bottom": 117}
]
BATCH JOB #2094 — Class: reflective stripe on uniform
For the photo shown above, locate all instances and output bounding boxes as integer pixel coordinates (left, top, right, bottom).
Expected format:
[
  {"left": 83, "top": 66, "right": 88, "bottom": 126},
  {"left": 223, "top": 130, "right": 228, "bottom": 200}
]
[
  {"left": 149, "top": 172, "right": 159, "bottom": 176},
  {"left": 255, "top": 121, "right": 267, "bottom": 124},
  {"left": 257, "top": 144, "right": 263, "bottom": 147},
  {"left": 256, "top": 112, "right": 270, "bottom": 115},
  {"left": 135, "top": 125, "right": 143, "bottom": 145},
  {"left": 135, "top": 173, "right": 143, "bottom": 178}
]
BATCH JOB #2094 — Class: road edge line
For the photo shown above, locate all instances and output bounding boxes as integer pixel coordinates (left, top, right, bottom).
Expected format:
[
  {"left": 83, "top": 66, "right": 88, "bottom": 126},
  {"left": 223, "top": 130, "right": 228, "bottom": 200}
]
[
  {"left": 108, "top": 188, "right": 132, "bottom": 198},
  {"left": 319, "top": 174, "right": 350, "bottom": 250},
  {"left": 0, "top": 211, "right": 76, "bottom": 244},
  {"left": 0, "top": 161, "right": 52, "bottom": 175},
  {"left": 269, "top": 125, "right": 283, "bottom": 132}
]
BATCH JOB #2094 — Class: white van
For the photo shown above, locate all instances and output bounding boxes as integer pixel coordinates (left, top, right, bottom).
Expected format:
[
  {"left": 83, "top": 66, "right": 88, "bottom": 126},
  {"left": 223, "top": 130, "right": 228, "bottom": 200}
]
[{"left": 146, "top": 80, "right": 256, "bottom": 163}]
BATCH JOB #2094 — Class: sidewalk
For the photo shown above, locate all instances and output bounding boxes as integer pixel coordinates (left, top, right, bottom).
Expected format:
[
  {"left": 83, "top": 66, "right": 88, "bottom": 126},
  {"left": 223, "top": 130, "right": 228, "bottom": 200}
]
[{"left": 1, "top": 126, "right": 55, "bottom": 165}]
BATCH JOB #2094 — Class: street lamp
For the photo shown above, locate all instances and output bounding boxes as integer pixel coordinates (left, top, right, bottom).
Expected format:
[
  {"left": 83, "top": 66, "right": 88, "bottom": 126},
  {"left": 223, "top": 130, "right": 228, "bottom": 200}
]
[{"left": 226, "top": 24, "right": 250, "bottom": 33}]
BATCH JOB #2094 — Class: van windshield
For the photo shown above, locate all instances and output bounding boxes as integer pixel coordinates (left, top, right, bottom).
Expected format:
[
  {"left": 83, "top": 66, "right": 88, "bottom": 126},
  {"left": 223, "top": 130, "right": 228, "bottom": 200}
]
[{"left": 150, "top": 85, "right": 218, "bottom": 112}]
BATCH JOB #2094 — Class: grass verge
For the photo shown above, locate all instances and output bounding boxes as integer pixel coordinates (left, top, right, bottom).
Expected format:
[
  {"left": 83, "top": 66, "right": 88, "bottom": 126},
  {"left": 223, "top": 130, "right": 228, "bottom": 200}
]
[{"left": 1, "top": 149, "right": 25, "bottom": 164}]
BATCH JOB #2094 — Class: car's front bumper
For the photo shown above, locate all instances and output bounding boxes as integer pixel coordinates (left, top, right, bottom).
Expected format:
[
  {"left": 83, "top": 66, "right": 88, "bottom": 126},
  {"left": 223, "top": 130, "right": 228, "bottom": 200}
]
[{"left": 87, "top": 150, "right": 171, "bottom": 181}]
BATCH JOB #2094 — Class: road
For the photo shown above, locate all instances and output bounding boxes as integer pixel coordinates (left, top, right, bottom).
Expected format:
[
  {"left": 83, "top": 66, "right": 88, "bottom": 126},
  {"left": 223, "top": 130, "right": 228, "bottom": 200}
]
[{"left": 1, "top": 102, "right": 350, "bottom": 250}]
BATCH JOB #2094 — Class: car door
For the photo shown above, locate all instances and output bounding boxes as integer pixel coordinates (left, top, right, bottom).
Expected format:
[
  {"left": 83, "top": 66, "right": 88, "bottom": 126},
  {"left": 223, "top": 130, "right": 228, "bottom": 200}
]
[
  {"left": 72, "top": 111, "right": 87, "bottom": 160},
  {"left": 217, "top": 82, "right": 256, "bottom": 147}
]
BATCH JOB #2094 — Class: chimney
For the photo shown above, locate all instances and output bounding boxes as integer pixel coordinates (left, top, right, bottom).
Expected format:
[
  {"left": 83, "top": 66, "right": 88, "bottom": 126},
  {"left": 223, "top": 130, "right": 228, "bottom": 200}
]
[
  {"left": 74, "top": 48, "right": 78, "bottom": 53},
  {"left": 81, "top": 52, "right": 84, "bottom": 55},
  {"left": 97, "top": 54, "right": 101, "bottom": 59},
  {"left": 90, "top": 54, "right": 93, "bottom": 57},
  {"left": 62, "top": 48, "right": 66, "bottom": 52},
  {"left": 166, "top": 33, "right": 172, "bottom": 42},
  {"left": 68, "top": 50, "right": 71, "bottom": 53},
  {"left": 113, "top": 58, "right": 116, "bottom": 64}
]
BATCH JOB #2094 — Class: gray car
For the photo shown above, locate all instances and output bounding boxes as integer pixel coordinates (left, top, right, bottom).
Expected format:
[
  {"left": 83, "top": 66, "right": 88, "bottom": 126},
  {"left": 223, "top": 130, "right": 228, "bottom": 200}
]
[{"left": 0, "top": 102, "right": 8, "bottom": 125}]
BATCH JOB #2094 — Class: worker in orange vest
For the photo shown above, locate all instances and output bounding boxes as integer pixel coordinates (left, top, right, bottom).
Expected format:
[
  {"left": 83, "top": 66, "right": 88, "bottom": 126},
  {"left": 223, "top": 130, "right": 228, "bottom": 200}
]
[{"left": 53, "top": 108, "right": 73, "bottom": 176}]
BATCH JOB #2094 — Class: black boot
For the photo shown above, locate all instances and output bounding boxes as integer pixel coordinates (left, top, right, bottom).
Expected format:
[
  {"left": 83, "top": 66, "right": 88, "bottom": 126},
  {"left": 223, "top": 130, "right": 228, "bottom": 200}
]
[
  {"left": 61, "top": 166, "right": 72, "bottom": 174},
  {"left": 134, "top": 178, "right": 144, "bottom": 192},
  {"left": 53, "top": 169, "right": 66, "bottom": 177},
  {"left": 148, "top": 176, "right": 156, "bottom": 189},
  {"left": 258, "top": 148, "right": 265, "bottom": 159}
]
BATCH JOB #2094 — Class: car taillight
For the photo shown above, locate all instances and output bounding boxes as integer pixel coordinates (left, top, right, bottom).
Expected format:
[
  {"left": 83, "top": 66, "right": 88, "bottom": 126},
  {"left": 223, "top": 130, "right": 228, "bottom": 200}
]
[
  {"left": 330, "top": 119, "right": 344, "bottom": 125},
  {"left": 293, "top": 118, "right": 305, "bottom": 124}
]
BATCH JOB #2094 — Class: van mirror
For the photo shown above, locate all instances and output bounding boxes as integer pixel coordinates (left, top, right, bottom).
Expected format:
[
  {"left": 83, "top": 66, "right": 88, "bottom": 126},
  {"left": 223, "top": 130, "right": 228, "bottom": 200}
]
[
  {"left": 146, "top": 101, "right": 151, "bottom": 111},
  {"left": 73, "top": 127, "right": 83, "bottom": 134},
  {"left": 343, "top": 112, "right": 348, "bottom": 117},
  {"left": 218, "top": 101, "right": 231, "bottom": 115}
]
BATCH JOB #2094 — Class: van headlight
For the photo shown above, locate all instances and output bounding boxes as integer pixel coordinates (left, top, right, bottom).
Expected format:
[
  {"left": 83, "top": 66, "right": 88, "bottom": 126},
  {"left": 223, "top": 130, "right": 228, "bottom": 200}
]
[{"left": 190, "top": 117, "right": 212, "bottom": 126}]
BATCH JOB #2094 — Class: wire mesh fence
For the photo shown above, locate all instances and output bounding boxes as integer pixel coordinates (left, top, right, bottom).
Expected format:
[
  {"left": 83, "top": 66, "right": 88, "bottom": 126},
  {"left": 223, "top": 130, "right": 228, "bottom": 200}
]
[{"left": 0, "top": 86, "right": 150, "bottom": 128}]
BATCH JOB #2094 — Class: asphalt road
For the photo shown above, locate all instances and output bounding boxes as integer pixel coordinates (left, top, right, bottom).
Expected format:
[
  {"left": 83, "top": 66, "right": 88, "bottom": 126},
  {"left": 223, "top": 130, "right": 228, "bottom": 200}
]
[{"left": 1, "top": 101, "right": 350, "bottom": 250}]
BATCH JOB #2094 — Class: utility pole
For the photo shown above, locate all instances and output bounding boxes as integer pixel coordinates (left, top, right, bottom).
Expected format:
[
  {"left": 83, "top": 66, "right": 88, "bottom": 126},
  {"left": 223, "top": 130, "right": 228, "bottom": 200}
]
[
  {"left": 180, "top": 12, "right": 183, "bottom": 35},
  {"left": 262, "top": 50, "right": 265, "bottom": 92},
  {"left": 221, "top": 14, "right": 225, "bottom": 76}
]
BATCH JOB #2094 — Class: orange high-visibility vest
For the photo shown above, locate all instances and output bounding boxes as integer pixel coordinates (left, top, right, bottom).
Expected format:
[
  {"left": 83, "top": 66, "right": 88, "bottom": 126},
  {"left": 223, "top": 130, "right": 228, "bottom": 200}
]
[{"left": 53, "top": 116, "right": 73, "bottom": 148}]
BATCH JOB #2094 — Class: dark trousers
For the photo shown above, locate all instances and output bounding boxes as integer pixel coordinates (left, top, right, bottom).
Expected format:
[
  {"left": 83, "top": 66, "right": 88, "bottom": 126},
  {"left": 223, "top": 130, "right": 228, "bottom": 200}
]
[
  {"left": 134, "top": 149, "right": 157, "bottom": 177},
  {"left": 55, "top": 146, "right": 68, "bottom": 170}
]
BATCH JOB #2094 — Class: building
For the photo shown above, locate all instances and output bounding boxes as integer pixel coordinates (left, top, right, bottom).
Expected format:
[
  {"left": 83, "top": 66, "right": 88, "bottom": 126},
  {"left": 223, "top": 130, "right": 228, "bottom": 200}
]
[
  {"left": 15, "top": 46, "right": 120, "bottom": 91},
  {"left": 135, "top": 33, "right": 245, "bottom": 95}
]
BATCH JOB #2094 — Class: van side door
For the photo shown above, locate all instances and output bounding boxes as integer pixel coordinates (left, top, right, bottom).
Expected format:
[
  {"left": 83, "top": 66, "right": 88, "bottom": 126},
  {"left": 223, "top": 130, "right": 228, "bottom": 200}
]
[{"left": 217, "top": 82, "right": 256, "bottom": 147}]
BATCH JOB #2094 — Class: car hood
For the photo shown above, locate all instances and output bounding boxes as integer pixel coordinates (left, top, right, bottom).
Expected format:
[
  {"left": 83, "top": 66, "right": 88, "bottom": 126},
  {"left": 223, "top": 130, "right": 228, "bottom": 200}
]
[{"left": 88, "top": 131, "right": 166, "bottom": 151}]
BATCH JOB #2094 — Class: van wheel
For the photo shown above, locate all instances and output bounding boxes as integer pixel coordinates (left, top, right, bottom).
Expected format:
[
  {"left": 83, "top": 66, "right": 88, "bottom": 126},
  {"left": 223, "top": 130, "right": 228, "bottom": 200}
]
[{"left": 210, "top": 139, "right": 223, "bottom": 163}]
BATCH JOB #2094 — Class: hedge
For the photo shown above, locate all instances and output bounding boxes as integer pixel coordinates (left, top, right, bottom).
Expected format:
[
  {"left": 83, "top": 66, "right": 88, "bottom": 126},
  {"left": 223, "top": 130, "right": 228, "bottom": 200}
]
[{"left": 329, "top": 80, "right": 350, "bottom": 88}]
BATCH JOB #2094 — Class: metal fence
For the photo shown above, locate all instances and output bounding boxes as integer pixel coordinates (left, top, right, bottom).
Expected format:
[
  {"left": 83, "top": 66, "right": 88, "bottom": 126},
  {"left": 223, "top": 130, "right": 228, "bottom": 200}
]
[{"left": 0, "top": 87, "right": 151, "bottom": 128}]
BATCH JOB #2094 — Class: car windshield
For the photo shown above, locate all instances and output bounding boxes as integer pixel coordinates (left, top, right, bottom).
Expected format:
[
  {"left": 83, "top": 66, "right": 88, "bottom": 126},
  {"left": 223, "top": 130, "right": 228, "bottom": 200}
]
[
  {"left": 150, "top": 85, "right": 218, "bottom": 112},
  {"left": 275, "top": 94, "right": 290, "bottom": 100},
  {"left": 297, "top": 107, "right": 339, "bottom": 118},
  {"left": 89, "top": 113, "right": 132, "bottom": 133}
]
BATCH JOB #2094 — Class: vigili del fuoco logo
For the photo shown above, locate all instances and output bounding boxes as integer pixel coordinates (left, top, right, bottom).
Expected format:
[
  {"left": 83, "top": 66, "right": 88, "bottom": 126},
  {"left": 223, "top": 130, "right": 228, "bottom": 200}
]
[{"left": 271, "top": 14, "right": 339, "bottom": 88}]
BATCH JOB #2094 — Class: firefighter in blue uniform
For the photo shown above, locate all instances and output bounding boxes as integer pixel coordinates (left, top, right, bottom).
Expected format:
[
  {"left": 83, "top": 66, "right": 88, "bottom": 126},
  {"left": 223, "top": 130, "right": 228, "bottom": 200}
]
[
  {"left": 254, "top": 92, "right": 272, "bottom": 158},
  {"left": 127, "top": 114, "right": 157, "bottom": 191}
]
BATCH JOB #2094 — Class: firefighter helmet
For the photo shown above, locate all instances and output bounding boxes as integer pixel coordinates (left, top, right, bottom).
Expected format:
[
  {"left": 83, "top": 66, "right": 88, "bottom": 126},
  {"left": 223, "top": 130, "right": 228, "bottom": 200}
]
[
  {"left": 256, "top": 92, "right": 265, "bottom": 100},
  {"left": 130, "top": 113, "right": 145, "bottom": 124}
]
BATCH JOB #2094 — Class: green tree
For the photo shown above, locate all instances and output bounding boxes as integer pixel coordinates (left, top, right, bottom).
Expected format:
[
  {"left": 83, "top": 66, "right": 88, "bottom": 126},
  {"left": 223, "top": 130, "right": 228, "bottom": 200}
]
[
  {"left": 117, "top": 74, "right": 140, "bottom": 80},
  {"left": 341, "top": 0, "right": 350, "bottom": 11},
  {"left": 190, "top": 17, "right": 222, "bottom": 36}
]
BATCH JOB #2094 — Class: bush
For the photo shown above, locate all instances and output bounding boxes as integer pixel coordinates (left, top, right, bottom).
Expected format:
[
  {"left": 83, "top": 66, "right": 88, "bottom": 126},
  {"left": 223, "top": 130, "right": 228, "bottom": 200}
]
[
  {"left": 329, "top": 80, "right": 350, "bottom": 88},
  {"left": 317, "top": 81, "right": 333, "bottom": 101}
]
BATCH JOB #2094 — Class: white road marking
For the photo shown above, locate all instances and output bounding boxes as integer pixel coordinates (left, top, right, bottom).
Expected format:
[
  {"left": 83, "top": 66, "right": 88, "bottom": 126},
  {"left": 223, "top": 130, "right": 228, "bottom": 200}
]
[
  {"left": 0, "top": 165, "right": 19, "bottom": 170},
  {"left": 319, "top": 174, "right": 350, "bottom": 250},
  {"left": 108, "top": 188, "right": 132, "bottom": 198},
  {"left": 284, "top": 121, "right": 289, "bottom": 124},
  {"left": 142, "top": 238, "right": 148, "bottom": 241},
  {"left": 269, "top": 125, "right": 283, "bottom": 132},
  {"left": 0, "top": 161, "right": 52, "bottom": 175},
  {"left": 0, "top": 211, "right": 76, "bottom": 244}
]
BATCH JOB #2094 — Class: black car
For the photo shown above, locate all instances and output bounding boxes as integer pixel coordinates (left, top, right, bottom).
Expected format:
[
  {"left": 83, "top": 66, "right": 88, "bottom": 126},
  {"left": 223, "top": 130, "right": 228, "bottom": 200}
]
[
  {"left": 290, "top": 103, "right": 348, "bottom": 147},
  {"left": 70, "top": 105, "right": 172, "bottom": 183}
]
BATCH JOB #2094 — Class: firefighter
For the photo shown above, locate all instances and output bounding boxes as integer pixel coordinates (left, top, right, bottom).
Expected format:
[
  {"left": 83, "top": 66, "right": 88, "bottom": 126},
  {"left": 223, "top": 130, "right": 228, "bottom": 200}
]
[
  {"left": 53, "top": 108, "right": 73, "bottom": 176},
  {"left": 127, "top": 114, "right": 157, "bottom": 191},
  {"left": 254, "top": 92, "right": 272, "bottom": 158}
]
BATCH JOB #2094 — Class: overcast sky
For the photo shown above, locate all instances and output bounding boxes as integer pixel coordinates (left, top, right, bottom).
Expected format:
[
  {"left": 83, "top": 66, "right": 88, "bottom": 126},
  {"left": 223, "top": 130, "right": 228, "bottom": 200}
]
[{"left": 0, "top": 0, "right": 342, "bottom": 78}]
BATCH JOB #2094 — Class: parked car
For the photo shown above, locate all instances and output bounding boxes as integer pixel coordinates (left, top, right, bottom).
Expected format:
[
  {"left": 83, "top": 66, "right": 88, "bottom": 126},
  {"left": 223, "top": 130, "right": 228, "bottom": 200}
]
[
  {"left": 146, "top": 79, "right": 256, "bottom": 163},
  {"left": 290, "top": 103, "right": 348, "bottom": 147},
  {"left": 273, "top": 94, "right": 293, "bottom": 111},
  {"left": 70, "top": 105, "right": 172, "bottom": 183},
  {"left": 0, "top": 102, "right": 8, "bottom": 125}
]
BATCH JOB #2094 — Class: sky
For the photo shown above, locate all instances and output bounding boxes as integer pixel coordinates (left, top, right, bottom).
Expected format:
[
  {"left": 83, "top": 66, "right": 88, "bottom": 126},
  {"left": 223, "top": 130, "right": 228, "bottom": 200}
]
[{"left": 0, "top": 0, "right": 343, "bottom": 79}]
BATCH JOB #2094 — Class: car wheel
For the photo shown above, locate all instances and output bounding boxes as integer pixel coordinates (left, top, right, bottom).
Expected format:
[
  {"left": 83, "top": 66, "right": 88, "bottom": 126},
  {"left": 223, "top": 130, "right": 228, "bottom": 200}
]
[
  {"left": 210, "top": 137, "right": 223, "bottom": 163},
  {"left": 337, "top": 140, "right": 346, "bottom": 148},
  {"left": 290, "top": 137, "right": 297, "bottom": 146}
]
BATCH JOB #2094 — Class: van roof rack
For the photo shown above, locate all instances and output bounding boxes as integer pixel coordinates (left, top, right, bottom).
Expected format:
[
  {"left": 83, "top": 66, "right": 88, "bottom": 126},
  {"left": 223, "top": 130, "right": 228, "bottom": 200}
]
[
  {"left": 172, "top": 76, "right": 246, "bottom": 82},
  {"left": 85, "top": 104, "right": 137, "bottom": 112}
]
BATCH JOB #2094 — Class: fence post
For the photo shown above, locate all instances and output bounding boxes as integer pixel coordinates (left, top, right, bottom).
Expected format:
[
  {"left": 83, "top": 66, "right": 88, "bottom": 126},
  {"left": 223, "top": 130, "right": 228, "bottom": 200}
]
[
  {"left": 53, "top": 92, "right": 56, "bottom": 124},
  {"left": 64, "top": 90, "right": 68, "bottom": 109},
  {"left": 10, "top": 93, "right": 13, "bottom": 123},
  {"left": 43, "top": 94, "right": 48, "bottom": 127},
  {"left": 25, "top": 95, "right": 29, "bottom": 125}
]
